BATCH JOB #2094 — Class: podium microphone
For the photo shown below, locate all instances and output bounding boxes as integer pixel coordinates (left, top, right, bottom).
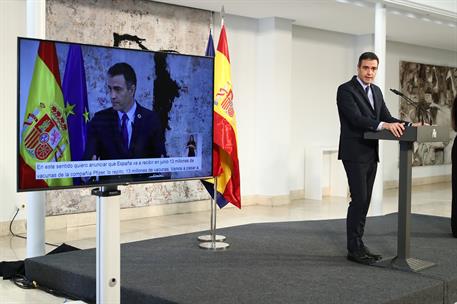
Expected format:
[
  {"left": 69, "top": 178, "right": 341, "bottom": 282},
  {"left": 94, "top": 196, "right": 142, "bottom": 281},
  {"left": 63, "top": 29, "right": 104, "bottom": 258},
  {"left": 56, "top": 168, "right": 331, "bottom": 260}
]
[
  {"left": 390, "top": 88, "right": 431, "bottom": 125},
  {"left": 390, "top": 88, "right": 404, "bottom": 96}
]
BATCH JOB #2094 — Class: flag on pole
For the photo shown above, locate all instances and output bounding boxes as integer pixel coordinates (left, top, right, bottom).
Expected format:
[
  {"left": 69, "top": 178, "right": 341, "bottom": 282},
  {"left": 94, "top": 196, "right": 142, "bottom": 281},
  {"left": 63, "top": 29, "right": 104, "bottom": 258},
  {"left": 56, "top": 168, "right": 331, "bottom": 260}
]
[
  {"left": 19, "top": 41, "right": 73, "bottom": 189},
  {"left": 205, "top": 29, "right": 215, "bottom": 57},
  {"left": 203, "top": 22, "right": 241, "bottom": 209},
  {"left": 62, "top": 44, "right": 89, "bottom": 185}
]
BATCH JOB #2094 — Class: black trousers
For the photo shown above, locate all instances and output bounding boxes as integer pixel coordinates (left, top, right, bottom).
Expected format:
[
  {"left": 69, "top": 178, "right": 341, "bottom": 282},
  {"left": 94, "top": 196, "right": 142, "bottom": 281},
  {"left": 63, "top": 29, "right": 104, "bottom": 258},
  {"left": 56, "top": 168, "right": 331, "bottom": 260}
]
[
  {"left": 452, "top": 137, "right": 457, "bottom": 237},
  {"left": 343, "top": 161, "right": 378, "bottom": 252}
]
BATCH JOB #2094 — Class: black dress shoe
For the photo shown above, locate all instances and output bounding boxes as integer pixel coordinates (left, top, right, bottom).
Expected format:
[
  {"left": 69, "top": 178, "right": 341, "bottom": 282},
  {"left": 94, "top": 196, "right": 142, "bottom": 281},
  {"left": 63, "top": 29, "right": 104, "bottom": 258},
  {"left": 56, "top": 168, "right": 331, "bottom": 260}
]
[
  {"left": 347, "top": 250, "right": 376, "bottom": 265},
  {"left": 363, "top": 246, "right": 382, "bottom": 261}
]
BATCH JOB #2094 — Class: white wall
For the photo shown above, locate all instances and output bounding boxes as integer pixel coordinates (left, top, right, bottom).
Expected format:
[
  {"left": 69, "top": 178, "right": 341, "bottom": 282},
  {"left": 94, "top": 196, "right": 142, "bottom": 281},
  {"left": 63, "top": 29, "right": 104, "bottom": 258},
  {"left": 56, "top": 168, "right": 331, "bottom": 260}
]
[
  {"left": 0, "top": 0, "right": 27, "bottom": 222},
  {"left": 255, "top": 17, "right": 292, "bottom": 196},
  {"left": 218, "top": 14, "right": 259, "bottom": 196},
  {"left": 290, "top": 26, "right": 356, "bottom": 192}
]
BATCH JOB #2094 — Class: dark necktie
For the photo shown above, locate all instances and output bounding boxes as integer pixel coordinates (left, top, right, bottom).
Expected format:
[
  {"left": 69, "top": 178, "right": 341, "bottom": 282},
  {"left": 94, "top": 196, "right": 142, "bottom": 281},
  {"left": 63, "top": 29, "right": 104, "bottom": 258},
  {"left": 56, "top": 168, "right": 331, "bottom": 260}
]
[
  {"left": 121, "top": 113, "right": 129, "bottom": 150},
  {"left": 365, "top": 86, "right": 374, "bottom": 109}
]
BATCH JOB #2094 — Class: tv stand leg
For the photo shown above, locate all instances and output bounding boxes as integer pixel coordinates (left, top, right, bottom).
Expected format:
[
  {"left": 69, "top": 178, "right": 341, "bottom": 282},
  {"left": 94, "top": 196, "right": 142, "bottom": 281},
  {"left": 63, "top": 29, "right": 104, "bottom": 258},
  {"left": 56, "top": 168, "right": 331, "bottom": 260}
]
[{"left": 93, "top": 186, "right": 121, "bottom": 304}]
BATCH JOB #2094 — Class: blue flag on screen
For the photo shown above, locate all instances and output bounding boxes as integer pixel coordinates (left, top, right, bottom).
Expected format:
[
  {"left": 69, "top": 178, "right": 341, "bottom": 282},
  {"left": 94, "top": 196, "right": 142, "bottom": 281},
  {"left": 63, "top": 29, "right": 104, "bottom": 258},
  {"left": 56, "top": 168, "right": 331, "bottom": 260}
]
[{"left": 62, "top": 45, "right": 89, "bottom": 184}]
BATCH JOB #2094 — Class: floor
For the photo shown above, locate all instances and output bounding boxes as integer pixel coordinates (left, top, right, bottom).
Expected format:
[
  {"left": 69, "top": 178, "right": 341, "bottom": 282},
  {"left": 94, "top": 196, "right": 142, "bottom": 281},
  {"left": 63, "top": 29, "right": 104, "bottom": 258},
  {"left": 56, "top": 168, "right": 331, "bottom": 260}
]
[{"left": 0, "top": 182, "right": 451, "bottom": 304}]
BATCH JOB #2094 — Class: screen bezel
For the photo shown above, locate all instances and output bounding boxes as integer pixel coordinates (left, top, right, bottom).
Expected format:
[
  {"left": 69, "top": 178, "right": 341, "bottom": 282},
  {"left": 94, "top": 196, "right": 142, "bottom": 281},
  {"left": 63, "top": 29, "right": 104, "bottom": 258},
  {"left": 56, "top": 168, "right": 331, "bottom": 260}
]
[{"left": 17, "top": 37, "right": 214, "bottom": 192}]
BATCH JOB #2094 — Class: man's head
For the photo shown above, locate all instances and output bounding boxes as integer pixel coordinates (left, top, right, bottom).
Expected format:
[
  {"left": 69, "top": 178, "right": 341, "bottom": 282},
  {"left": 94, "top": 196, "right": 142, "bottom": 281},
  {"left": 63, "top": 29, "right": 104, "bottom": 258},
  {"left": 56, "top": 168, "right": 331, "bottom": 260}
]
[
  {"left": 107, "top": 63, "right": 137, "bottom": 113},
  {"left": 357, "top": 52, "right": 379, "bottom": 85}
]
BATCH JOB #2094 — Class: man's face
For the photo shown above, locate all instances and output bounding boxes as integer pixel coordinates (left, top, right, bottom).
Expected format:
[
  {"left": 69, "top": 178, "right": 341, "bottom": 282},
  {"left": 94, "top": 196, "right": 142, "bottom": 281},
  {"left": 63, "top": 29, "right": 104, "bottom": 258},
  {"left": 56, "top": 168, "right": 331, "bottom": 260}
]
[
  {"left": 357, "top": 59, "right": 378, "bottom": 85},
  {"left": 107, "top": 74, "right": 135, "bottom": 113}
]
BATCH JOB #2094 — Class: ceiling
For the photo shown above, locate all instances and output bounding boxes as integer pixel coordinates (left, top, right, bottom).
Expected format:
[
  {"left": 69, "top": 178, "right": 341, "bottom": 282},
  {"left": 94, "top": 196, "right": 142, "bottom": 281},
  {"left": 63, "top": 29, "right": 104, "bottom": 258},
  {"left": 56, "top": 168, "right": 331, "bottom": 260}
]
[{"left": 154, "top": 0, "right": 457, "bottom": 52}]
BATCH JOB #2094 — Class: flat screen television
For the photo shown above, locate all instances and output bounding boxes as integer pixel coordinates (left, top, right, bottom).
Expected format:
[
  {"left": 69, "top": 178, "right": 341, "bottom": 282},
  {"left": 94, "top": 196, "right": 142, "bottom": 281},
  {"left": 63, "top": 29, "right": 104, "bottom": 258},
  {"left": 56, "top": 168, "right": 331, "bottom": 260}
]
[{"left": 17, "top": 37, "right": 213, "bottom": 192}]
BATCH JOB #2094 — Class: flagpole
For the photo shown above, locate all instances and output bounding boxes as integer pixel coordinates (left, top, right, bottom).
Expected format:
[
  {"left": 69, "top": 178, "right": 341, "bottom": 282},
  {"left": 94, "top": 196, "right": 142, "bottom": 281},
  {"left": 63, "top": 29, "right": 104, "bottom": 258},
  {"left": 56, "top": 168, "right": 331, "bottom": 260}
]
[
  {"left": 212, "top": 177, "right": 217, "bottom": 243},
  {"left": 221, "top": 5, "right": 225, "bottom": 27},
  {"left": 197, "top": 10, "right": 226, "bottom": 244},
  {"left": 199, "top": 6, "right": 237, "bottom": 250},
  {"left": 197, "top": 180, "right": 226, "bottom": 242},
  {"left": 199, "top": 177, "right": 230, "bottom": 250},
  {"left": 210, "top": 11, "right": 213, "bottom": 35}
]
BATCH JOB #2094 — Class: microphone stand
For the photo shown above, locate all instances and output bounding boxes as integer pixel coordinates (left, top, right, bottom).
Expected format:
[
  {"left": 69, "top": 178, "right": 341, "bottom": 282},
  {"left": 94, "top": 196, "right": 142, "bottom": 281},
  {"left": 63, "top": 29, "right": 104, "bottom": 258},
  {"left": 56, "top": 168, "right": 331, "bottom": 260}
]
[{"left": 390, "top": 89, "right": 431, "bottom": 125}]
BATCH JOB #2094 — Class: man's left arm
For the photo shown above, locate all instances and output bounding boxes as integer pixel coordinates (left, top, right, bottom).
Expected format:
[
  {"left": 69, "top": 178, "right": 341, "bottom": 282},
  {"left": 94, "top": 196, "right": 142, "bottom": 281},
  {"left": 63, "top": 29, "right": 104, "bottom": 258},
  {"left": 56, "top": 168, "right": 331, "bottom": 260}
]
[
  {"left": 376, "top": 88, "right": 410, "bottom": 137},
  {"left": 379, "top": 99, "right": 424, "bottom": 127},
  {"left": 378, "top": 97, "right": 403, "bottom": 124}
]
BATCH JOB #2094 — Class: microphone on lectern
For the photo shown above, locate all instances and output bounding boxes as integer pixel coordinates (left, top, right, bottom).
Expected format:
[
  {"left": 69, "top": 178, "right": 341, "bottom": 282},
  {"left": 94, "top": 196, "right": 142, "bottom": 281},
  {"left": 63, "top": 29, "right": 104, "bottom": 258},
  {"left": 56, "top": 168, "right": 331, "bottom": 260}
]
[
  {"left": 390, "top": 88, "right": 404, "bottom": 97},
  {"left": 390, "top": 88, "right": 431, "bottom": 125}
]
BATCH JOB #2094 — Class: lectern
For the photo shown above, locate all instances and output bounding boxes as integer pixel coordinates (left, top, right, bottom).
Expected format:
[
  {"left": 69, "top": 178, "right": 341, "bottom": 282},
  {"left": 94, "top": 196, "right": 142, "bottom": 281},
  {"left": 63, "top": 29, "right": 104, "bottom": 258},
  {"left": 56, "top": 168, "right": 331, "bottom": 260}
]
[{"left": 364, "top": 125, "right": 449, "bottom": 272}]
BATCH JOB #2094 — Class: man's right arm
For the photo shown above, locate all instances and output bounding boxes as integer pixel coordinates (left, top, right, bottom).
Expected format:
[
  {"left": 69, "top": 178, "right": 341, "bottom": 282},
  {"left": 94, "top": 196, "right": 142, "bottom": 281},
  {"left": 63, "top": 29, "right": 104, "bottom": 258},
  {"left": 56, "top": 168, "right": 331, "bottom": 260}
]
[
  {"left": 377, "top": 92, "right": 408, "bottom": 137},
  {"left": 82, "top": 116, "right": 99, "bottom": 161},
  {"left": 79, "top": 117, "right": 100, "bottom": 184}
]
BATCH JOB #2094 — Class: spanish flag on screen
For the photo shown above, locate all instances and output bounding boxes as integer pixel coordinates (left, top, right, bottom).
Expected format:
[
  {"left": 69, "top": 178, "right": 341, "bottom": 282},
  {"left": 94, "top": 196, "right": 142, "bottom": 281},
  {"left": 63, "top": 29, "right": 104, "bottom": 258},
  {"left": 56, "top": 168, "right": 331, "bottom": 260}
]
[
  {"left": 19, "top": 41, "right": 72, "bottom": 189},
  {"left": 205, "top": 24, "right": 241, "bottom": 209}
]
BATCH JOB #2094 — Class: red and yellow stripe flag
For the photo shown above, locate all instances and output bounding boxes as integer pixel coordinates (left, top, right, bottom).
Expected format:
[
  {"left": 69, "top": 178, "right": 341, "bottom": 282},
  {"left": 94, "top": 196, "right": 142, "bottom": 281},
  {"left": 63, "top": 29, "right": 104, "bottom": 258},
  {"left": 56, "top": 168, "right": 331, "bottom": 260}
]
[
  {"left": 212, "top": 24, "right": 241, "bottom": 208},
  {"left": 19, "top": 41, "right": 72, "bottom": 190}
]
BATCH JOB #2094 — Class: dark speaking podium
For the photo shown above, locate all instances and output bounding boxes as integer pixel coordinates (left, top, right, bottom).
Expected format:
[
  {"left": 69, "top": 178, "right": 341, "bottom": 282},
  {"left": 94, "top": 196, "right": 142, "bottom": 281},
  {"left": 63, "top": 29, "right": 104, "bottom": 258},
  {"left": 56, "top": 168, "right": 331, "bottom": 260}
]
[{"left": 364, "top": 125, "right": 449, "bottom": 272}]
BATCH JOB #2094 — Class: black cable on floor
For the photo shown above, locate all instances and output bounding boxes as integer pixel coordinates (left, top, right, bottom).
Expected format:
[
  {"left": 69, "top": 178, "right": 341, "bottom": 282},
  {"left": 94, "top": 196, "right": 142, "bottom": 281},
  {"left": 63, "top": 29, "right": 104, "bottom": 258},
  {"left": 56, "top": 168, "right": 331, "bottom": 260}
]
[
  {"left": 11, "top": 274, "right": 82, "bottom": 302},
  {"left": 9, "top": 208, "right": 60, "bottom": 248}
]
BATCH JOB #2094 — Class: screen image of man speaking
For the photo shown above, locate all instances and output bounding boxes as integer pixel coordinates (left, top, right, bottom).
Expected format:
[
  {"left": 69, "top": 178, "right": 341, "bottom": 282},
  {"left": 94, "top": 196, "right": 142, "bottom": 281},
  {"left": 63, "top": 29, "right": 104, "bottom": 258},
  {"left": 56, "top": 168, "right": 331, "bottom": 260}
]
[
  {"left": 83, "top": 62, "right": 166, "bottom": 162},
  {"left": 83, "top": 62, "right": 166, "bottom": 182}
]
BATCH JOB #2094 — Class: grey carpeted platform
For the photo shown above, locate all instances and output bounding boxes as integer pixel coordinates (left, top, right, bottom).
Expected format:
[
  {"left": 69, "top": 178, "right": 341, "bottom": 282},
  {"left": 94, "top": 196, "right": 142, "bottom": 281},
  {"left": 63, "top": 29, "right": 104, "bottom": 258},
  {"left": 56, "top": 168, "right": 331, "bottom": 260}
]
[{"left": 25, "top": 213, "right": 457, "bottom": 304}]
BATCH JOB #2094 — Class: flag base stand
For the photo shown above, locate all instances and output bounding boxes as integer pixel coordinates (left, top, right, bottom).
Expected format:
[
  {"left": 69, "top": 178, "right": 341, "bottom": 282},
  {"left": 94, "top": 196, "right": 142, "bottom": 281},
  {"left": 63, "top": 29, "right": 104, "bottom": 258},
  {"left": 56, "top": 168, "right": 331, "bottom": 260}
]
[
  {"left": 197, "top": 234, "right": 226, "bottom": 242},
  {"left": 198, "top": 177, "right": 230, "bottom": 250},
  {"left": 199, "top": 241, "right": 230, "bottom": 250}
]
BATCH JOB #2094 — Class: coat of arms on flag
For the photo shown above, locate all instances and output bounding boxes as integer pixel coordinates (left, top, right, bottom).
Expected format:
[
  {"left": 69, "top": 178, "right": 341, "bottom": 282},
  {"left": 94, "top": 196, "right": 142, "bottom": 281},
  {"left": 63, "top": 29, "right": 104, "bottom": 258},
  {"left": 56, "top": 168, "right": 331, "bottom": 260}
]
[
  {"left": 23, "top": 107, "right": 66, "bottom": 161},
  {"left": 215, "top": 84, "right": 234, "bottom": 118}
]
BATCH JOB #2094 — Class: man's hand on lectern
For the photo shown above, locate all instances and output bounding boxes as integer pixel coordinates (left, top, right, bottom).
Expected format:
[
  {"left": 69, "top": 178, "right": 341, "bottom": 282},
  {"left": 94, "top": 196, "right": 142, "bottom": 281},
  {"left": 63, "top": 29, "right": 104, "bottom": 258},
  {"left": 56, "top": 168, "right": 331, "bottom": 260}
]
[{"left": 383, "top": 122, "right": 405, "bottom": 138}]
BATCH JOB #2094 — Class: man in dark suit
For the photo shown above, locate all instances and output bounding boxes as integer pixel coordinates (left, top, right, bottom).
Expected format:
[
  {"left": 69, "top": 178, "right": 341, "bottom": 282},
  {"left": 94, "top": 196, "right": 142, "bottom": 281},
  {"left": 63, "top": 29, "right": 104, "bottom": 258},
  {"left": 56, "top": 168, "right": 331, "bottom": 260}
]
[
  {"left": 83, "top": 62, "right": 166, "bottom": 182},
  {"left": 337, "top": 52, "right": 417, "bottom": 265}
]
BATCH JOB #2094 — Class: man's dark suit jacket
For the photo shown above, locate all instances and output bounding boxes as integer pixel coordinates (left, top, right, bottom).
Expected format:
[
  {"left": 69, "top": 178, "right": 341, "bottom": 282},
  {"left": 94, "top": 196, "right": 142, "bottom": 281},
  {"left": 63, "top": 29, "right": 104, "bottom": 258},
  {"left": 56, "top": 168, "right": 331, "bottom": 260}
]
[
  {"left": 337, "top": 76, "right": 402, "bottom": 163},
  {"left": 83, "top": 103, "right": 165, "bottom": 161}
]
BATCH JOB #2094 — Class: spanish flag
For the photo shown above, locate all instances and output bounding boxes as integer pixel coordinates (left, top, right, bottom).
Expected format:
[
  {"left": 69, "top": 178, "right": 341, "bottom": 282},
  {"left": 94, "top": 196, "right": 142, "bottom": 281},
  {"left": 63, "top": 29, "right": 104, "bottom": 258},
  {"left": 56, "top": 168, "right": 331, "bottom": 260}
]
[
  {"left": 210, "top": 24, "right": 241, "bottom": 208},
  {"left": 19, "top": 41, "right": 73, "bottom": 190}
]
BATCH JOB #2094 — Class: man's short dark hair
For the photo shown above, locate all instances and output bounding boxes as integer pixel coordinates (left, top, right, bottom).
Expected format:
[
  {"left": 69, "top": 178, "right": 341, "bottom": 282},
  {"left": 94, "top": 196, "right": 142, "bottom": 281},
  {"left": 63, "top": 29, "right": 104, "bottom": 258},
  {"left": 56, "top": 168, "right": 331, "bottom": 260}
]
[
  {"left": 358, "top": 52, "right": 379, "bottom": 67},
  {"left": 108, "top": 62, "right": 137, "bottom": 88}
]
